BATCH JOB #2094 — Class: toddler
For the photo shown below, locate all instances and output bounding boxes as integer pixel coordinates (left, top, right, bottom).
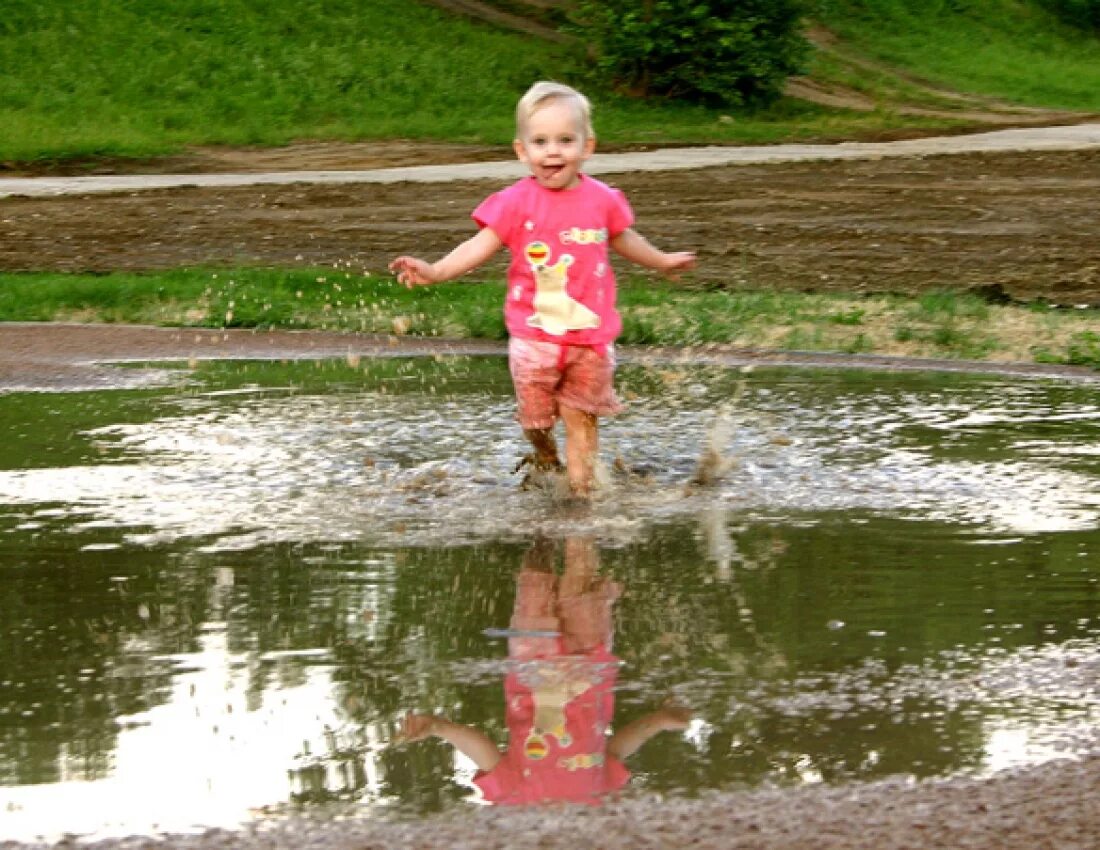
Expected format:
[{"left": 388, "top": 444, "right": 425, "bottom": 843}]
[{"left": 389, "top": 81, "right": 695, "bottom": 497}]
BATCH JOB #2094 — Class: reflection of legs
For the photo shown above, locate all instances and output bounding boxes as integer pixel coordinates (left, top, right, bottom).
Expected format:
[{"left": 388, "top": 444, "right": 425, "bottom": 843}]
[
  {"left": 560, "top": 405, "right": 598, "bottom": 497},
  {"left": 510, "top": 538, "right": 560, "bottom": 659},
  {"left": 557, "top": 537, "right": 619, "bottom": 654},
  {"left": 558, "top": 536, "right": 598, "bottom": 598},
  {"left": 522, "top": 535, "right": 556, "bottom": 573}
]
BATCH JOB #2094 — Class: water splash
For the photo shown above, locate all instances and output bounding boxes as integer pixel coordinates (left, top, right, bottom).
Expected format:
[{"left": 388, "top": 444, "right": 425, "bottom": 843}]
[{"left": 1, "top": 364, "right": 1098, "bottom": 549}]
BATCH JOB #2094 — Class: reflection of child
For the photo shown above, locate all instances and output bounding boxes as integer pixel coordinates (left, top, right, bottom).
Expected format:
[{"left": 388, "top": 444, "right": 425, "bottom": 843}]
[
  {"left": 389, "top": 81, "right": 695, "bottom": 498},
  {"left": 399, "top": 538, "right": 690, "bottom": 806}
]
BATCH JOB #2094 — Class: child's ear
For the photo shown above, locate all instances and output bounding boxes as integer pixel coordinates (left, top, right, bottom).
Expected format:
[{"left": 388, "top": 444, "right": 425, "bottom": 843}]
[
  {"left": 583, "top": 135, "right": 596, "bottom": 158},
  {"left": 513, "top": 138, "right": 528, "bottom": 162}
]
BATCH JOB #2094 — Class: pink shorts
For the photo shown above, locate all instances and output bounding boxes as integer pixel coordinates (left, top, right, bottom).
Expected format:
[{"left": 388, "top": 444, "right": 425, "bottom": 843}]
[{"left": 508, "top": 338, "right": 622, "bottom": 430}]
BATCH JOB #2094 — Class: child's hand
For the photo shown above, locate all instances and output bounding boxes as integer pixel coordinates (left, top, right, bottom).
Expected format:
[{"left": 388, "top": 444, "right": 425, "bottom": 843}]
[
  {"left": 660, "top": 252, "right": 697, "bottom": 280},
  {"left": 395, "top": 711, "right": 438, "bottom": 743},
  {"left": 389, "top": 256, "right": 438, "bottom": 287}
]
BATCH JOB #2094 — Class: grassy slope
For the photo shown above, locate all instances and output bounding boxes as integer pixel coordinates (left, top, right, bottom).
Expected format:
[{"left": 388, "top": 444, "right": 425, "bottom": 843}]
[
  {"left": 1, "top": 1, "right": 1098, "bottom": 162},
  {"left": 814, "top": 0, "right": 1100, "bottom": 110},
  {"left": 0, "top": 0, "right": 547, "bottom": 161}
]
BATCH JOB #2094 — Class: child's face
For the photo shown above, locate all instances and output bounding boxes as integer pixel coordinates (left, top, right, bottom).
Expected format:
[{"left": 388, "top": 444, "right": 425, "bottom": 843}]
[{"left": 514, "top": 99, "right": 595, "bottom": 191}]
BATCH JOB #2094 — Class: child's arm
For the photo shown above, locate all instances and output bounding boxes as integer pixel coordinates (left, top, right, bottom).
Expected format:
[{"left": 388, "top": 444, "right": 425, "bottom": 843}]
[
  {"left": 610, "top": 228, "right": 696, "bottom": 279},
  {"left": 606, "top": 704, "right": 693, "bottom": 762},
  {"left": 389, "top": 227, "right": 504, "bottom": 287},
  {"left": 397, "top": 711, "right": 503, "bottom": 772}
]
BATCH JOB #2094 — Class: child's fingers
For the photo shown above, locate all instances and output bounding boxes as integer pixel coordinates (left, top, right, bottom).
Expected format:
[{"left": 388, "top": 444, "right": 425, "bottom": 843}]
[
  {"left": 388, "top": 259, "right": 417, "bottom": 287},
  {"left": 389, "top": 257, "right": 433, "bottom": 287},
  {"left": 389, "top": 256, "right": 420, "bottom": 276},
  {"left": 662, "top": 252, "right": 696, "bottom": 280}
]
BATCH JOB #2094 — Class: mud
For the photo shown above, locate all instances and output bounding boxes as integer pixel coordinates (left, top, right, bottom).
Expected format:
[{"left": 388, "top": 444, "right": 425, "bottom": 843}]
[
  {"left": 10, "top": 754, "right": 1099, "bottom": 850},
  {"left": 2, "top": 147, "right": 1099, "bottom": 306}
]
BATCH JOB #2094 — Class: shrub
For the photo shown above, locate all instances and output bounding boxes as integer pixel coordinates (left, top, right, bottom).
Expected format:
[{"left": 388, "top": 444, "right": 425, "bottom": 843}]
[
  {"left": 567, "top": 0, "right": 810, "bottom": 107},
  {"left": 1040, "top": 0, "right": 1100, "bottom": 31}
]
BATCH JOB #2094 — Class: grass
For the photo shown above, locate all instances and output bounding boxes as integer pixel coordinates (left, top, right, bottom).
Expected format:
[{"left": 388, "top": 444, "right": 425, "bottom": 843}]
[
  {"left": 2, "top": 1, "right": 1098, "bottom": 164},
  {"left": 2, "top": 268, "right": 1097, "bottom": 368},
  {"left": 0, "top": 0, "right": 547, "bottom": 162},
  {"left": 815, "top": 0, "right": 1100, "bottom": 110}
]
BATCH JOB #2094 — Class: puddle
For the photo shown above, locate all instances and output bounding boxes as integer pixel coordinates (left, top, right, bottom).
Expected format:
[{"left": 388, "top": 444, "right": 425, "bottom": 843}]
[{"left": 0, "top": 357, "right": 1097, "bottom": 842}]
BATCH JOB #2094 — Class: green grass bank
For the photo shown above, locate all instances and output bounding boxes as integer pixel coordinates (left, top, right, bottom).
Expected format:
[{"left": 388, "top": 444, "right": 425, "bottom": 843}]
[{"left": 2, "top": 269, "right": 1097, "bottom": 369}]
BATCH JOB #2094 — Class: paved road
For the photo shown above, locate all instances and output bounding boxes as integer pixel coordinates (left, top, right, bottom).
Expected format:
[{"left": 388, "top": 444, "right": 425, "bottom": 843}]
[{"left": 2, "top": 123, "right": 1099, "bottom": 199}]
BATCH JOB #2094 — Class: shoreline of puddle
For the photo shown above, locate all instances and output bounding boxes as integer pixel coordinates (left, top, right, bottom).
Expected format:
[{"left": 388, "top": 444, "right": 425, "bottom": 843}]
[{"left": 2, "top": 323, "right": 1099, "bottom": 396}]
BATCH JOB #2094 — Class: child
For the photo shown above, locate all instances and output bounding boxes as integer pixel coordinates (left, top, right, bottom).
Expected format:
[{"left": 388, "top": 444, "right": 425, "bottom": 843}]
[
  {"left": 389, "top": 81, "right": 695, "bottom": 498},
  {"left": 397, "top": 537, "right": 691, "bottom": 806}
]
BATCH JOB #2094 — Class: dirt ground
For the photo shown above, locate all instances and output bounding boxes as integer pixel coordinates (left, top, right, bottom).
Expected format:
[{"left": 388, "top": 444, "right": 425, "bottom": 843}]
[
  {"left": 62, "top": 752, "right": 1096, "bottom": 850},
  {"left": 2, "top": 145, "right": 1099, "bottom": 306}
]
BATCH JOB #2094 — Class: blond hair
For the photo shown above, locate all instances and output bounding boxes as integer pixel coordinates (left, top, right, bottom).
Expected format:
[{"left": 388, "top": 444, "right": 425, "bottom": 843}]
[{"left": 515, "top": 81, "right": 594, "bottom": 141}]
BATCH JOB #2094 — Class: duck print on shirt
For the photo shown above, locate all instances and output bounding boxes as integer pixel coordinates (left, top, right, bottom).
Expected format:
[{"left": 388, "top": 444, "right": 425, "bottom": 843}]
[{"left": 523, "top": 241, "right": 601, "bottom": 337}]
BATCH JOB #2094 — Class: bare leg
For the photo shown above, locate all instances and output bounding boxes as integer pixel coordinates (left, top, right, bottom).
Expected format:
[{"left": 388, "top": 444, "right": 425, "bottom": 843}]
[
  {"left": 560, "top": 405, "right": 598, "bottom": 497},
  {"left": 522, "top": 427, "right": 563, "bottom": 469}
]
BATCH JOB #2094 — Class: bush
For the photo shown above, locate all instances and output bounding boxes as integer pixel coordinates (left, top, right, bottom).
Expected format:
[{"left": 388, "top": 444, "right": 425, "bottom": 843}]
[
  {"left": 1040, "top": 0, "right": 1100, "bottom": 31},
  {"left": 567, "top": 0, "right": 810, "bottom": 107}
]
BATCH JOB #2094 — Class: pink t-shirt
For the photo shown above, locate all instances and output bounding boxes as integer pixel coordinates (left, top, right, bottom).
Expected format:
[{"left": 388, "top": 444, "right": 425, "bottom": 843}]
[
  {"left": 473, "top": 648, "right": 630, "bottom": 805},
  {"left": 473, "top": 175, "right": 634, "bottom": 348}
]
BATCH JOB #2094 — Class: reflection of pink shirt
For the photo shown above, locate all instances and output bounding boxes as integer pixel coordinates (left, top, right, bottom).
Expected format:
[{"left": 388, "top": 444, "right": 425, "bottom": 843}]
[
  {"left": 473, "top": 647, "right": 629, "bottom": 805},
  {"left": 473, "top": 175, "right": 634, "bottom": 348}
]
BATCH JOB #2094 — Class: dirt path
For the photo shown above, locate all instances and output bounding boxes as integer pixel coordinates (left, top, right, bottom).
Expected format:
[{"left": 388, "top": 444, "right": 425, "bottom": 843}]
[
  {"left": 786, "top": 26, "right": 1092, "bottom": 125},
  {"left": 0, "top": 323, "right": 503, "bottom": 391},
  {"left": 3, "top": 123, "right": 1099, "bottom": 198},
  {"left": 2, "top": 138, "right": 1099, "bottom": 305}
]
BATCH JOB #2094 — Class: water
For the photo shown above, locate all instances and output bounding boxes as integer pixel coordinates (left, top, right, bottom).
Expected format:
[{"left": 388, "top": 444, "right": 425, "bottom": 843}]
[{"left": 0, "top": 356, "right": 1097, "bottom": 841}]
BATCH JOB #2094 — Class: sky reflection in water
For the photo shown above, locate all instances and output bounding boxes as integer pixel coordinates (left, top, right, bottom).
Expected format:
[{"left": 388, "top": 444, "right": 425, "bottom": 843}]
[{"left": 0, "top": 357, "right": 1097, "bottom": 842}]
